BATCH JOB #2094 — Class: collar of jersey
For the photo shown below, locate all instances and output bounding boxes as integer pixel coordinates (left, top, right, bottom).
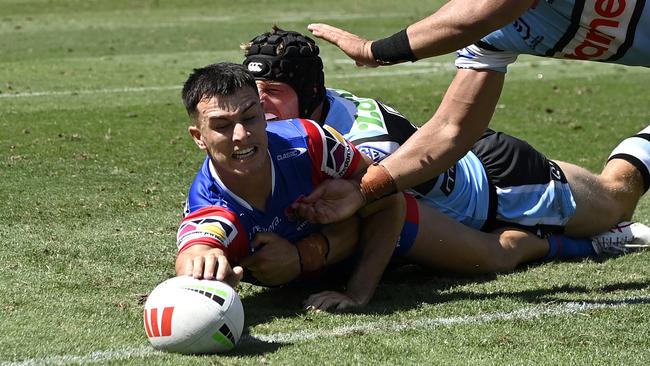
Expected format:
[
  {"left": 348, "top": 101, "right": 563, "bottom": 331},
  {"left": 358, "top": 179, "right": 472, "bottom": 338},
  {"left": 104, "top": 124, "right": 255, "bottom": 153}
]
[
  {"left": 208, "top": 151, "right": 275, "bottom": 211},
  {"left": 323, "top": 88, "right": 357, "bottom": 128}
]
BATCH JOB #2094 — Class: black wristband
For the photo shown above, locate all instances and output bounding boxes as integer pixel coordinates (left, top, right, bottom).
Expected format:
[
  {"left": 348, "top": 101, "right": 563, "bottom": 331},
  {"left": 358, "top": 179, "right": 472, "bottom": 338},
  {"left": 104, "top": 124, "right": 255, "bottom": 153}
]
[{"left": 371, "top": 29, "right": 417, "bottom": 64}]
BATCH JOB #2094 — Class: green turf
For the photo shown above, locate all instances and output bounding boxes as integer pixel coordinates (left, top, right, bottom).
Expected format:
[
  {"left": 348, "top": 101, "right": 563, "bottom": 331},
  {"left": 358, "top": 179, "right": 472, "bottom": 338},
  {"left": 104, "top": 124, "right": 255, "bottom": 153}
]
[{"left": 2, "top": 0, "right": 650, "bottom": 364}]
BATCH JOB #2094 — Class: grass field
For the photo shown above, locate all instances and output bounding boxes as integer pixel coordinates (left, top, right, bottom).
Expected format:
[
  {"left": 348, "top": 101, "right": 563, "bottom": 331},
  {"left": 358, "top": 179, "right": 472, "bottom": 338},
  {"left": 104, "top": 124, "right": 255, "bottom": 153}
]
[{"left": 2, "top": 0, "right": 650, "bottom": 364}]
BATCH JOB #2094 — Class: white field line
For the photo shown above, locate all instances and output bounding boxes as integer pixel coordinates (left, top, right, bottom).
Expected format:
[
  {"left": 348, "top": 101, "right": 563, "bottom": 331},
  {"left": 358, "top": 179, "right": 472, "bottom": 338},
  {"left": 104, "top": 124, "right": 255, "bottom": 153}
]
[
  {"left": 0, "top": 60, "right": 566, "bottom": 99},
  {"left": 0, "top": 86, "right": 180, "bottom": 99},
  {"left": 0, "top": 11, "right": 418, "bottom": 35},
  {"left": 2, "top": 297, "right": 646, "bottom": 366},
  {"left": 242, "top": 298, "right": 636, "bottom": 344}
]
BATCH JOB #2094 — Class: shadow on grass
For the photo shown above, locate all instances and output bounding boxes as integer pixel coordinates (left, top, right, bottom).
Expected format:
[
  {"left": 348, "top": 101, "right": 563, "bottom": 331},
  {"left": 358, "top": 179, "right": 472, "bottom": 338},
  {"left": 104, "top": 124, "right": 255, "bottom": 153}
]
[
  {"left": 239, "top": 262, "right": 499, "bottom": 326},
  {"left": 225, "top": 258, "right": 650, "bottom": 357},
  {"left": 241, "top": 260, "right": 650, "bottom": 320}
]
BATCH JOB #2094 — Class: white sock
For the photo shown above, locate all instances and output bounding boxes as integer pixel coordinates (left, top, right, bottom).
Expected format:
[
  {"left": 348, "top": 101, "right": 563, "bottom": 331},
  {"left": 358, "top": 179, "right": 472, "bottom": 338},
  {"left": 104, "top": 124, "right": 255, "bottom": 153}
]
[{"left": 609, "top": 125, "right": 650, "bottom": 192}]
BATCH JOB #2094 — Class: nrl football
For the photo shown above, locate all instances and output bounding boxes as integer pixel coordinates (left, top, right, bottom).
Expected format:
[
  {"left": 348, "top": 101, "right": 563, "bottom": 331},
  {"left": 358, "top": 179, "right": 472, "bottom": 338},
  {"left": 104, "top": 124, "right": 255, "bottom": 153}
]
[{"left": 143, "top": 276, "right": 244, "bottom": 354}]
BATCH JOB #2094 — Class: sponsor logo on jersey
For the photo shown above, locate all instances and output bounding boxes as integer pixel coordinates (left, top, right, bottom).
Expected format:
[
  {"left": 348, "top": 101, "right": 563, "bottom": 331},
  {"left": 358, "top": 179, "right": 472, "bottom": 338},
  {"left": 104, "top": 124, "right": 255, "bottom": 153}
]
[
  {"left": 359, "top": 146, "right": 390, "bottom": 162},
  {"left": 322, "top": 125, "right": 354, "bottom": 177},
  {"left": 250, "top": 216, "right": 282, "bottom": 238},
  {"left": 557, "top": 0, "right": 641, "bottom": 61},
  {"left": 333, "top": 89, "right": 388, "bottom": 132},
  {"left": 276, "top": 147, "right": 307, "bottom": 161},
  {"left": 144, "top": 307, "right": 174, "bottom": 338},
  {"left": 177, "top": 216, "right": 238, "bottom": 249}
]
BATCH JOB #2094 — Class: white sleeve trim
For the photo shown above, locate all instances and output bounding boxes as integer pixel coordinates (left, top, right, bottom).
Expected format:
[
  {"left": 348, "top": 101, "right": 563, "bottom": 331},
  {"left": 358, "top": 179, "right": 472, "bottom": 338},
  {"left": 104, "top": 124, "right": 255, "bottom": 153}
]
[{"left": 455, "top": 44, "right": 518, "bottom": 73}]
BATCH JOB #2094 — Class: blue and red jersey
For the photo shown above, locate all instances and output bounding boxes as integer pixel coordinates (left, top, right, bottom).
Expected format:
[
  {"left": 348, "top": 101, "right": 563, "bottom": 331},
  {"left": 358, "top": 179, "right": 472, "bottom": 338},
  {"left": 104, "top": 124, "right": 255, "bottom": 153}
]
[{"left": 176, "top": 118, "right": 361, "bottom": 264}]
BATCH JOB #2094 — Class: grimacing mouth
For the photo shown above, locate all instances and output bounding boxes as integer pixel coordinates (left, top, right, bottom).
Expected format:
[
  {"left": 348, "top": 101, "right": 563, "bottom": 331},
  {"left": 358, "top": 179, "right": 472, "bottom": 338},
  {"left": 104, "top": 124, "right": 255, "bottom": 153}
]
[{"left": 231, "top": 146, "right": 257, "bottom": 159}]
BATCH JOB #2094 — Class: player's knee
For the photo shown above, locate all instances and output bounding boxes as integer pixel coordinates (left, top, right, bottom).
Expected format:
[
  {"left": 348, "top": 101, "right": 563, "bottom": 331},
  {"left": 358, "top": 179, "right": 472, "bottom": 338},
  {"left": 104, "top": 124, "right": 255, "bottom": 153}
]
[{"left": 470, "top": 232, "right": 520, "bottom": 273}]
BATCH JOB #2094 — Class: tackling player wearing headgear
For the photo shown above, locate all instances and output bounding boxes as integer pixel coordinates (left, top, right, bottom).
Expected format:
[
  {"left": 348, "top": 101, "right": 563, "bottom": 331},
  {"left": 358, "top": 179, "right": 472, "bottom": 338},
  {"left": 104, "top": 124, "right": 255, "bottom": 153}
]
[{"left": 243, "top": 26, "right": 419, "bottom": 166}]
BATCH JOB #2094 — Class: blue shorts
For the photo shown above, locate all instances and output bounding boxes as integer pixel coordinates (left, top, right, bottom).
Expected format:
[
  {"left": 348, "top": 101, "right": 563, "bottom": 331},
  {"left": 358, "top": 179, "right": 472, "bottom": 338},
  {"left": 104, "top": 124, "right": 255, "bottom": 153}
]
[{"left": 473, "top": 129, "right": 577, "bottom": 235}]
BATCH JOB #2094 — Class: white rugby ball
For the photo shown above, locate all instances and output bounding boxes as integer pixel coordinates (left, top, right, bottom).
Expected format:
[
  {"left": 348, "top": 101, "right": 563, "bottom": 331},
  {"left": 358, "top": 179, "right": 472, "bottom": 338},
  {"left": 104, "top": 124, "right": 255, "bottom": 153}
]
[{"left": 143, "top": 276, "right": 244, "bottom": 354}]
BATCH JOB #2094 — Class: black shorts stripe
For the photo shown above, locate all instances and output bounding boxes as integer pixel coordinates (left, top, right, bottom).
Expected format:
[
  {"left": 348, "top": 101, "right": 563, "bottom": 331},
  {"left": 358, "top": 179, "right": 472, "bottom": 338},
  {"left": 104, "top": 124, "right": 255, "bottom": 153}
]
[
  {"left": 609, "top": 153, "right": 650, "bottom": 192},
  {"left": 606, "top": 0, "right": 646, "bottom": 61},
  {"left": 378, "top": 102, "right": 418, "bottom": 145},
  {"left": 546, "top": 0, "right": 587, "bottom": 56},
  {"left": 471, "top": 129, "right": 559, "bottom": 187}
]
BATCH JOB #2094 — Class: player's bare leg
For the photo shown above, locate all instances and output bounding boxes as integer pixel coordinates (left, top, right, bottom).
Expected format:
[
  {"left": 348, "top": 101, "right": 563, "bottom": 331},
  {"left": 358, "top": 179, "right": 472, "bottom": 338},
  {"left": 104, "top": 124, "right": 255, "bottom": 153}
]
[
  {"left": 562, "top": 126, "right": 650, "bottom": 237},
  {"left": 599, "top": 158, "right": 645, "bottom": 220},
  {"left": 401, "top": 201, "right": 548, "bottom": 274}
]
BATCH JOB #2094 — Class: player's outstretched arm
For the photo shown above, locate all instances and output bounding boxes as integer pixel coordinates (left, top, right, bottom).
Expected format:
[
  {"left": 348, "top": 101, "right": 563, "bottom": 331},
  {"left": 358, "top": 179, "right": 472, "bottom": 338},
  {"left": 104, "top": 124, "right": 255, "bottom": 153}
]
[
  {"left": 382, "top": 69, "right": 505, "bottom": 191},
  {"left": 307, "top": 24, "right": 375, "bottom": 67},
  {"left": 309, "top": 0, "right": 534, "bottom": 66},
  {"left": 305, "top": 193, "right": 405, "bottom": 311},
  {"left": 406, "top": 0, "right": 534, "bottom": 59},
  {"left": 176, "top": 244, "right": 243, "bottom": 288}
]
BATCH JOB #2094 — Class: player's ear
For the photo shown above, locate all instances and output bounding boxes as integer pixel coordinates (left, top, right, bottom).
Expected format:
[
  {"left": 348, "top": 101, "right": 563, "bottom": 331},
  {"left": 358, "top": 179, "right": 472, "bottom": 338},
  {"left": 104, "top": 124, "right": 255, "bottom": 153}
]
[{"left": 188, "top": 125, "right": 206, "bottom": 150}]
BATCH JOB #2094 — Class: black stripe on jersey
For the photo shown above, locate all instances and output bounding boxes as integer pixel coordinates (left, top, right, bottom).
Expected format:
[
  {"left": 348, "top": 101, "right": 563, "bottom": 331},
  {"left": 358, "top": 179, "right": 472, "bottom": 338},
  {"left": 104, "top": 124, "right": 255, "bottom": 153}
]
[
  {"left": 475, "top": 40, "right": 503, "bottom": 52},
  {"left": 349, "top": 134, "right": 393, "bottom": 146},
  {"left": 376, "top": 101, "right": 418, "bottom": 146},
  {"left": 609, "top": 153, "right": 650, "bottom": 192},
  {"left": 606, "top": 0, "right": 646, "bottom": 61},
  {"left": 634, "top": 132, "right": 650, "bottom": 142},
  {"left": 545, "top": 0, "right": 587, "bottom": 56}
]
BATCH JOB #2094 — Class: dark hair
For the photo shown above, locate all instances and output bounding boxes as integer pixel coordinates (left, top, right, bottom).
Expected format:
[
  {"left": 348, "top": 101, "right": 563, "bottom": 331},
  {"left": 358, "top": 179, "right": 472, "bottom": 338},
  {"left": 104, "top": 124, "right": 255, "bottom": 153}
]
[
  {"left": 242, "top": 26, "right": 325, "bottom": 118},
  {"left": 181, "top": 62, "right": 258, "bottom": 118}
]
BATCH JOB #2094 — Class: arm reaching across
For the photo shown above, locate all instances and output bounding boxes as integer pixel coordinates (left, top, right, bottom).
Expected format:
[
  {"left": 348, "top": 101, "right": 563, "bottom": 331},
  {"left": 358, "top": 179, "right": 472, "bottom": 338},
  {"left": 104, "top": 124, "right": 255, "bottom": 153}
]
[
  {"left": 308, "top": 0, "right": 534, "bottom": 66},
  {"left": 306, "top": 24, "right": 375, "bottom": 67},
  {"left": 383, "top": 69, "right": 505, "bottom": 191},
  {"left": 293, "top": 69, "right": 505, "bottom": 223},
  {"left": 305, "top": 193, "right": 406, "bottom": 311}
]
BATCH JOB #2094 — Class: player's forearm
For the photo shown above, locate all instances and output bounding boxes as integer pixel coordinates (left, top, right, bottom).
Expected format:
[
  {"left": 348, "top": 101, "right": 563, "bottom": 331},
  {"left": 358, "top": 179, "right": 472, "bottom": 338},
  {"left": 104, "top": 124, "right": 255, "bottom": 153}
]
[
  {"left": 382, "top": 69, "right": 505, "bottom": 191},
  {"left": 345, "top": 193, "right": 405, "bottom": 305},
  {"left": 407, "top": 0, "right": 535, "bottom": 59}
]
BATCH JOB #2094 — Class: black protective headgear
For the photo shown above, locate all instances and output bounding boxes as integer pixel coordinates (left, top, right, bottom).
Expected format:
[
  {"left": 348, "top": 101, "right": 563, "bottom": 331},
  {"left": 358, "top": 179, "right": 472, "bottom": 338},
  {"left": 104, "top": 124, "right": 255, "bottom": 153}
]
[{"left": 243, "top": 28, "right": 325, "bottom": 119}]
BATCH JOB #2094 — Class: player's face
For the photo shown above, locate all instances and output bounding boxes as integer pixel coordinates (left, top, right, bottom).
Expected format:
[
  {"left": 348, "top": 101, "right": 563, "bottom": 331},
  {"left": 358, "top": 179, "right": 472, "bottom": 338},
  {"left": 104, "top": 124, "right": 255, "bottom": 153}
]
[
  {"left": 190, "top": 87, "right": 268, "bottom": 180},
  {"left": 256, "top": 80, "right": 299, "bottom": 120}
]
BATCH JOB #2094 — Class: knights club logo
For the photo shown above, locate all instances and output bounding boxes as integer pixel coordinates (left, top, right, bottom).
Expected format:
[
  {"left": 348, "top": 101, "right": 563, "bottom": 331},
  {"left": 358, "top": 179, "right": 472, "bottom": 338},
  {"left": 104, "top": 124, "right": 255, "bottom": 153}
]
[{"left": 144, "top": 307, "right": 175, "bottom": 337}]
